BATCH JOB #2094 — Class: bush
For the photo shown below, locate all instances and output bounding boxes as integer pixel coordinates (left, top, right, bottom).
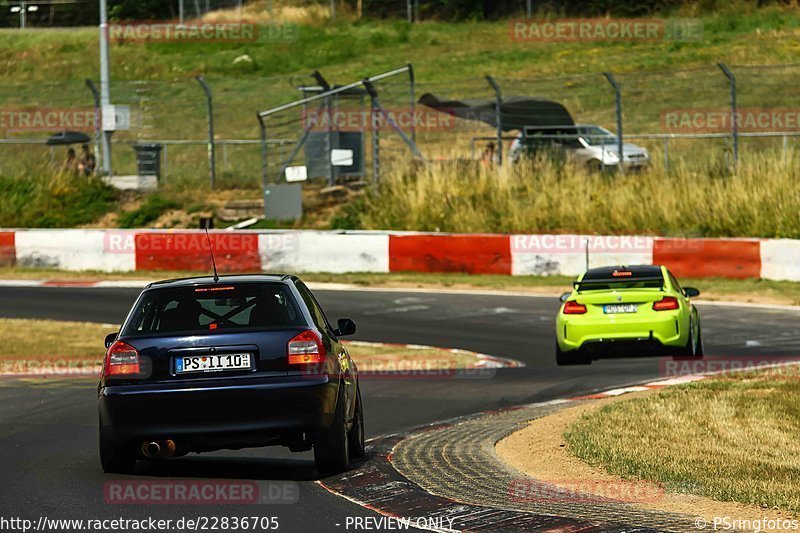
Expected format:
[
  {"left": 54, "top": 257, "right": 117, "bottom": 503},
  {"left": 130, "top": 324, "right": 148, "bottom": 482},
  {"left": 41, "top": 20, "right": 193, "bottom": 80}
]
[
  {"left": 0, "top": 173, "right": 116, "bottom": 228},
  {"left": 117, "top": 194, "right": 179, "bottom": 228}
]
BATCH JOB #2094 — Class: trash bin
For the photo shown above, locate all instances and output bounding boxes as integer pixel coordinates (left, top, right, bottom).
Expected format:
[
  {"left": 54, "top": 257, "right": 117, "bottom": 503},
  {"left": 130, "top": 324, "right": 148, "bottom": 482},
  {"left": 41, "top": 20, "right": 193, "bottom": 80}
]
[{"left": 133, "top": 143, "right": 163, "bottom": 179}]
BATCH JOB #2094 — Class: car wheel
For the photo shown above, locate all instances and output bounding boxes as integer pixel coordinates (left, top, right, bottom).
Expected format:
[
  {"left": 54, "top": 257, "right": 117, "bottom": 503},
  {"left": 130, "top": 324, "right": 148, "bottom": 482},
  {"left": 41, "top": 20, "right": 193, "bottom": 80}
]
[
  {"left": 675, "top": 322, "right": 702, "bottom": 360},
  {"left": 314, "top": 386, "right": 350, "bottom": 475},
  {"left": 99, "top": 426, "right": 136, "bottom": 474},
  {"left": 694, "top": 325, "right": 705, "bottom": 358},
  {"left": 556, "top": 342, "right": 589, "bottom": 366},
  {"left": 348, "top": 387, "right": 366, "bottom": 459},
  {"left": 586, "top": 160, "right": 604, "bottom": 173}
]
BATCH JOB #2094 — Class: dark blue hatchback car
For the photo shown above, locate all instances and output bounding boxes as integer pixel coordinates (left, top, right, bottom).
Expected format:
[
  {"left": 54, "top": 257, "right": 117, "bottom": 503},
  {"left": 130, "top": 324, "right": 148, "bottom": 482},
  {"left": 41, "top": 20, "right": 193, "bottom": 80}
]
[{"left": 98, "top": 274, "right": 363, "bottom": 475}]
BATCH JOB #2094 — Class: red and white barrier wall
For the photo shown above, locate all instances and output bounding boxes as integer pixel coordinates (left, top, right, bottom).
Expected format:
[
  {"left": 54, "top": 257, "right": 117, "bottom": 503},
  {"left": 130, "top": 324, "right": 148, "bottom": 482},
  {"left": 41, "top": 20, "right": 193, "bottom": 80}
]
[{"left": 0, "top": 229, "right": 788, "bottom": 281}]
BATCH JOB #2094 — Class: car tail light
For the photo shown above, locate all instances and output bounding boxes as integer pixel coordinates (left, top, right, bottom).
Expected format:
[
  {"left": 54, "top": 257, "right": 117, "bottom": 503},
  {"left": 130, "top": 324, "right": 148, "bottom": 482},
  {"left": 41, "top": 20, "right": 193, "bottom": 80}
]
[
  {"left": 104, "top": 341, "right": 140, "bottom": 376},
  {"left": 287, "top": 330, "right": 325, "bottom": 365},
  {"left": 653, "top": 296, "right": 680, "bottom": 311},
  {"left": 563, "top": 301, "right": 587, "bottom": 314}
]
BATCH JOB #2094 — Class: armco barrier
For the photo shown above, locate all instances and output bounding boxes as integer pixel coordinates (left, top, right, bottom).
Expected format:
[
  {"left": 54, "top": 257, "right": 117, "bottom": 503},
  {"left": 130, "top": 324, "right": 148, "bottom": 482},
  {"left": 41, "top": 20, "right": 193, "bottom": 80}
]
[
  {"left": 0, "top": 229, "right": 797, "bottom": 281},
  {"left": 390, "top": 234, "right": 511, "bottom": 275},
  {"left": 653, "top": 238, "right": 761, "bottom": 280},
  {"left": 135, "top": 232, "right": 260, "bottom": 272},
  {"left": 0, "top": 231, "right": 15, "bottom": 267}
]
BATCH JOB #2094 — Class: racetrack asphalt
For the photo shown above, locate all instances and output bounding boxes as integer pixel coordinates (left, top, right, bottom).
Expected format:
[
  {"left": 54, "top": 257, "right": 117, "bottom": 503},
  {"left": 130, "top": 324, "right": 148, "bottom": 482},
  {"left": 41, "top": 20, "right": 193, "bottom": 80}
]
[{"left": 1, "top": 286, "right": 799, "bottom": 532}]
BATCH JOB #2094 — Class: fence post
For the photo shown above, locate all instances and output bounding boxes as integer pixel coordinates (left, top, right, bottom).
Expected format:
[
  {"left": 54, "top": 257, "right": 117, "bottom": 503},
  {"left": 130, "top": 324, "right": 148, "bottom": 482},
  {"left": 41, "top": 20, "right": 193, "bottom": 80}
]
[
  {"left": 486, "top": 75, "right": 503, "bottom": 166},
  {"left": 717, "top": 63, "right": 738, "bottom": 170},
  {"left": 195, "top": 76, "right": 216, "bottom": 190},
  {"left": 99, "top": 0, "right": 113, "bottom": 176},
  {"left": 783, "top": 134, "right": 788, "bottom": 165},
  {"left": 85, "top": 79, "right": 102, "bottom": 176},
  {"left": 258, "top": 114, "right": 268, "bottom": 189},
  {"left": 603, "top": 71, "right": 624, "bottom": 173},
  {"left": 162, "top": 143, "right": 168, "bottom": 181},
  {"left": 367, "top": 92, "right": 380, "bottom": 184},
  {"left": 408, "top": 63, "right": 416, "bottom": 146}
]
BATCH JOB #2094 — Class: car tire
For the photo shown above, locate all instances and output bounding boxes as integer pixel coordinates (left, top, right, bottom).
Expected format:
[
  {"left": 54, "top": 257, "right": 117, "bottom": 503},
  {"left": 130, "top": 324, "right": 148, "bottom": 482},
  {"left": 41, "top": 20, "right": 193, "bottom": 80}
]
[
  {"left": 314, "top": 386, "right": 350, "bottom": 475},
  {"left": 675, "top": 322, "right": 703, "bottom": 360},
  {"left": 348, "top": 387, "right": 366, "bottom": 459},
  {"left": 586, "top": 160, "right": 604, "bottom": 173},
  {"left": 694, "top": 325, "right": 705, "bottom": 358},
  {"left": 556, "top": 343, "right": 590, "bottom": 366},
  {"left": 99, "top": 426, "right": 136, "bottom": 474}
]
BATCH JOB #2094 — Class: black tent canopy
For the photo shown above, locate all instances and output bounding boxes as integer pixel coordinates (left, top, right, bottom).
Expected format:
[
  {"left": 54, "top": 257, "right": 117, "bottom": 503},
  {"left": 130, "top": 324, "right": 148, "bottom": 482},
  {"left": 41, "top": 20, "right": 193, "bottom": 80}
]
[{"left": 418, "top": 93, "right": 574, "bottom": 131}]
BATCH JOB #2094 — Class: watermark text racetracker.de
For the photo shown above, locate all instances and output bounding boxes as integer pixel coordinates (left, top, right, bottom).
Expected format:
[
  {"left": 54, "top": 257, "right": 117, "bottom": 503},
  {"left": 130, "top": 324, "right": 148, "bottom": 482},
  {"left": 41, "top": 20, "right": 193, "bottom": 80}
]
[
  {"left": 511, "top": 234, "right": 704, "bottom": 254},
  {"left": 104, "top": 231, "right": 256, "bottom": 255},
  {"left": 0, "top": 108, "right": 95, "bottom": 134},
  {"left": 663, "top": 107, "right": 800, "bottom": 133},
  {"left": 103, "top": 480, "right": 299, "bottom": 505},
  {"left": 508, "top": 478, "right": 664, "bottom": 504},
  {"left": 510, "top": 18, "right": 702, "bottom": 42},
  {"left": 662, "top": 356, "right": 800, "bottom": 378},
  {"left": 108, "top": 20, "right": 298, "bottom": 43},
  {"left": 302, "top": 108, "right": 457, "bottom": 132}
]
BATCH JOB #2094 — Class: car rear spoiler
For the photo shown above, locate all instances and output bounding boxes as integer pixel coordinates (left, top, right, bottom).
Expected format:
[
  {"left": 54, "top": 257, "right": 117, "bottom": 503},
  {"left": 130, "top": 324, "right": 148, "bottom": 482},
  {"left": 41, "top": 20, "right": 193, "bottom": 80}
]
[{"left": 573, "top": 275, "right": 664, "bottom": 292}]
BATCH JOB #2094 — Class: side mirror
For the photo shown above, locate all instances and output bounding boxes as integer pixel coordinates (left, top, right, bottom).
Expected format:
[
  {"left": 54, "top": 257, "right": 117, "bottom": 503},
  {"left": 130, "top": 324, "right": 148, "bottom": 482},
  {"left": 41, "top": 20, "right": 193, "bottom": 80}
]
[
  {"left": 334, "top": 318, "right": 356, "bottom": 337},
  {"left": 684, "top": 287, "right": 700, "bottom": 298},
  {"left": 559, "top": 292, "right": 572, "bottom": 303},
  {"left": 104, "top": 332, "right": 118, "bottom": 349}
]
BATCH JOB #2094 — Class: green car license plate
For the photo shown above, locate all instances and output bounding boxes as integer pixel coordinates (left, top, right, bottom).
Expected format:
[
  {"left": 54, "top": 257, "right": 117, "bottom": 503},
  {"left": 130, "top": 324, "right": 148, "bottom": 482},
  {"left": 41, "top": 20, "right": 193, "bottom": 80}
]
[{"left": 603, "top": 304, "right": 638, "bottom": 314}]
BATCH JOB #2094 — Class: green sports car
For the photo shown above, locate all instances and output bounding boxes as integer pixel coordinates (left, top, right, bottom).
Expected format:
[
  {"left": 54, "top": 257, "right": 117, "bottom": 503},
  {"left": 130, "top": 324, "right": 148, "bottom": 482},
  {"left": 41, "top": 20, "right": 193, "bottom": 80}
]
[{"left": 555, "top": 265, "right": 703, "bottom": 366}]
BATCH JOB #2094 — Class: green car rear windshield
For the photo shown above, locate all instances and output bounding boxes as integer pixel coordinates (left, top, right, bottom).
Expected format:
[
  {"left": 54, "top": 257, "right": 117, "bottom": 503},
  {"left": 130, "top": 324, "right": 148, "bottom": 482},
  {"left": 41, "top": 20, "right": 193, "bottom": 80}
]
[
  {"left": 576, "top": 266, "right": 664, "bottom": 291},
  {"left": 122, "top": 283, "right": 306, "bottom": 337}
]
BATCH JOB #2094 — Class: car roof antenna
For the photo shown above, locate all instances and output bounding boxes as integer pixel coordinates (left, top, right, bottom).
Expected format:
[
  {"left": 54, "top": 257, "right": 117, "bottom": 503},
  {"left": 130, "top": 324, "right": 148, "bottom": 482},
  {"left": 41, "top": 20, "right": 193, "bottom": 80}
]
[{"left": 204, "top": 228, "right": 219, "bottom": 283}]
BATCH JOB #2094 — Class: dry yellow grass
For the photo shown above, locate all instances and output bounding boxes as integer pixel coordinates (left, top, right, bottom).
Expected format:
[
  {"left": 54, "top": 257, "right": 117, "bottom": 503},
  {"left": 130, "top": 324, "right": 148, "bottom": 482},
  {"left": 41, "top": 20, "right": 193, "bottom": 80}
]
[
  {"left": 202, "top": 0, "right": 342, "bottom": 24},
  {"left": 354, "top": 149, "right": 800, "bottom": 237},
  {"left": 0, "top": 318, "right": 110, "bottom": 362},
  {"left": 565, "top": 366, "right": 800, "bottom": 512}
]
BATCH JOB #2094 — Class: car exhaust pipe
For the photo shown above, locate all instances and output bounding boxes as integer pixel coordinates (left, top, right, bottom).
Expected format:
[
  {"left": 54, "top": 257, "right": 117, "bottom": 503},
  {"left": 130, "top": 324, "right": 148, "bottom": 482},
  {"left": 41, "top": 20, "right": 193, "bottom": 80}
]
[
  {"left": 142, "top": 441, "right": 160, "bottom": 458},
  {"left": 141, "top": 440, "right": 176, "bottom": 459}
]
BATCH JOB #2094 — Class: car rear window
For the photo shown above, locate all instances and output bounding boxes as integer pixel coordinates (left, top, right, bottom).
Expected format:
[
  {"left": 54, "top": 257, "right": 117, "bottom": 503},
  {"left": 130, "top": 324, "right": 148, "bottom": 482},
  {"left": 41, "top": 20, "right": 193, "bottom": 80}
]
[
  {"left": 576, "top": 267, "right": 664, "bottom": 291},
  {"left": 121, "top": 283, "right": 305, "bottom": 337}
]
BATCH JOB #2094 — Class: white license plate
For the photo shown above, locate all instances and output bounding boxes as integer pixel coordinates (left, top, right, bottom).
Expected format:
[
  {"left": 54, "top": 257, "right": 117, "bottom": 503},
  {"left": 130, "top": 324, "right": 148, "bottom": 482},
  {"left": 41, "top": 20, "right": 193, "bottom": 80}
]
[
  {"left": 176, "top": 353, "right": 251, "bottom": 374},
  {"left": 603, "top": 304, "right": 638, "bottom": 314}
]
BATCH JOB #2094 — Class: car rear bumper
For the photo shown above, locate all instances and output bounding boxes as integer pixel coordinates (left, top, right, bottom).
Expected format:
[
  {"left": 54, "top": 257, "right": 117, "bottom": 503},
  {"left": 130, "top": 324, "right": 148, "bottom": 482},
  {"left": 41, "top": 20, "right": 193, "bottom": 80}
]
[
  {"left": 558, "top": 313, "right": 684, "bottom": 353},
  {"left": 98, "top": 374, "right": 338, "bottom": 446}
]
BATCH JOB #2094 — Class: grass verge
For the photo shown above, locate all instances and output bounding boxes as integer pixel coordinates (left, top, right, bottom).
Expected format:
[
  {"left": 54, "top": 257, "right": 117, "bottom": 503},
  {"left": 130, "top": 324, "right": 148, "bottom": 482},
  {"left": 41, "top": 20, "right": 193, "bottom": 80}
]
[
  {"left": 0, "top": 318, "right": 489, "bottom": 374},
  {"left": 0, "top": 172, "right": 117, "bottom": 228},
  {"left": 565, "top": 366, "right": 800, "bottom": 513},
  {"left": 2, "top": 267, "right": 800, "bottom": 305}
]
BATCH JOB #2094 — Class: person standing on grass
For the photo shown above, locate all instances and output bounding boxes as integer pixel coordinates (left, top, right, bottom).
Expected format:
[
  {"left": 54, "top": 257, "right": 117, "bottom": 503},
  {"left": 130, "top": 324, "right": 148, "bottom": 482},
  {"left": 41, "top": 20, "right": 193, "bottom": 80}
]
[
  {"left": 481, "top": 142, "right": 496, "bottom": 166},
  {"left": 60, "top": 148, "right": 79, "bottom": 177},
  {"left": 79, "top": 144, "right": 96, "bottom": 176}
]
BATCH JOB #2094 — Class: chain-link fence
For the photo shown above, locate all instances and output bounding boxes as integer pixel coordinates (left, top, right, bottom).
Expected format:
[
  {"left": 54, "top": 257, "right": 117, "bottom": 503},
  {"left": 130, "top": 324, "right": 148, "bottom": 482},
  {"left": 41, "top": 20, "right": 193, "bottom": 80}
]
[{"left": 2, "top": 62, "right": 800, "bottom": 189}]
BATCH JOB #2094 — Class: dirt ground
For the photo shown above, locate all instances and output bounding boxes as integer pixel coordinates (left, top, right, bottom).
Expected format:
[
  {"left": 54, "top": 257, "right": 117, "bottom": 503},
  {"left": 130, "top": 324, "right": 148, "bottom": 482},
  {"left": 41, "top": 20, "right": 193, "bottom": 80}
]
[{"left": 496, "top": 392, "right": 799, "bottom": 525}]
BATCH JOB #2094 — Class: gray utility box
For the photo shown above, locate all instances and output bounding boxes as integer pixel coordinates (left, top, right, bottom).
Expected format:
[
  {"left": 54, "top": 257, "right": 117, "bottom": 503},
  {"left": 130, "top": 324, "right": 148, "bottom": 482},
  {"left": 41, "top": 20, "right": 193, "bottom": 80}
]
[{"left": 264, "top": 183, "right": 303, "bottom": 221}]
